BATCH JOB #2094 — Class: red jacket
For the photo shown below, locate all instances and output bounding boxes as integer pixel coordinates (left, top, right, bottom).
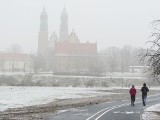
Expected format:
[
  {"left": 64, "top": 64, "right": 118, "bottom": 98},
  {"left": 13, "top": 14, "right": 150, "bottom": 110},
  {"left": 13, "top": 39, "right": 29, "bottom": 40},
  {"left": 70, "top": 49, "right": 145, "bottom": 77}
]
[{"left": 129, "top": 87, "right": 136, "bottom": 96}]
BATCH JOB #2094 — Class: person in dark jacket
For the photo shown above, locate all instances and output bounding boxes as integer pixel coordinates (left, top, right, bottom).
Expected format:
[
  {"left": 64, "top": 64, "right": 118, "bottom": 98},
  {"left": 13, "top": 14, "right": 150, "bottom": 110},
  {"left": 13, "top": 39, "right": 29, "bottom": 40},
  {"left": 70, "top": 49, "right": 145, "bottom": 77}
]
[
  {"left": 129, "top": 85, "right": 137, "bottom": 106},
  {"left": 141, "top": 83, "right": 149, "bottom": 106}
]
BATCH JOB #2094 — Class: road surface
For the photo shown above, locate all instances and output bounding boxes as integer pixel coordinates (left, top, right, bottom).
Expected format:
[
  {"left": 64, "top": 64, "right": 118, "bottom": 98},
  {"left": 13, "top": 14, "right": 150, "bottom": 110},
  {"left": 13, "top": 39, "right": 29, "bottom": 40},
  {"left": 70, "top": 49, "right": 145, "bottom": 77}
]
[{"left": 46, "top": 94, "right": 160, "bottom": 120}]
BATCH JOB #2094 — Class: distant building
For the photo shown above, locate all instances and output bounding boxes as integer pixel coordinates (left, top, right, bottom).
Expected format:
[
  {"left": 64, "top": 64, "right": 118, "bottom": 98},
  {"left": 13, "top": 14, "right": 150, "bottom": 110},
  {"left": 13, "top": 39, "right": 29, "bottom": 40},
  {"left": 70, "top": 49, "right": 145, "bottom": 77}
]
[
  {"left": 48, "top": 32, "right": 58, "bottom": 50},
  {"left": 38, "top": 7, "right": 98, "bottom": 74},
  {"left": 54, "top": 42, "right": 97, "bottom": 74},
  {"left": 59, "top": 7, "right": 69, "bottom": 42},
  {"left": 68, "top": 29, "right": 80, "bottom": 43},
  {"left": 0, "top": 52, "right": 33, "bottom": 72},
  {"left": 129, "top": 66, "right": 148, "bottom": 73},
  {"left": 38, "top": 7, "right": 48, "bottom": 56}
]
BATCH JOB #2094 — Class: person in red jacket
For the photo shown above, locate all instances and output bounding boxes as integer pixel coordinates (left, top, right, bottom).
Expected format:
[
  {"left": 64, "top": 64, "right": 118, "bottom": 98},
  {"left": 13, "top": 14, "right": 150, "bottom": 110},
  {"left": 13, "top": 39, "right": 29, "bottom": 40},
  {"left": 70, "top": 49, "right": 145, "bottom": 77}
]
[{"left": 129, "top": 85, "right": 137, "bottom": 106}]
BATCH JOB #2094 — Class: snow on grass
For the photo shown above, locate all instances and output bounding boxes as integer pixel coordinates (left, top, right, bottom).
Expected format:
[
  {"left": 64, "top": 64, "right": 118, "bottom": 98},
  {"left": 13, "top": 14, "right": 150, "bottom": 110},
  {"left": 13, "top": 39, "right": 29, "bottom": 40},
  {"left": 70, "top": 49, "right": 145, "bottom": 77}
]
[
  {"left": 0, "top": 86, "right": 120, "bottom": 111},
  {"left": 149, "top": 87, "right": 160, "bottom": 90},
  {"left": 142, "top": 104, "right": 160, "bottom": 120},
  {"left": 145, "top": 104, "right": 160, "bottom": 112}
]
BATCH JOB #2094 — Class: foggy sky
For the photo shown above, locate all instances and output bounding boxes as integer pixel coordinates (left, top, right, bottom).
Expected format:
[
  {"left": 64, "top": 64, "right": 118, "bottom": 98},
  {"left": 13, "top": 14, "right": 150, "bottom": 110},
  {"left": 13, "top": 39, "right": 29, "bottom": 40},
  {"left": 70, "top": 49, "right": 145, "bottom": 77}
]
[{"left": 0, "top": 0, "right": 160, "bottom": 53}]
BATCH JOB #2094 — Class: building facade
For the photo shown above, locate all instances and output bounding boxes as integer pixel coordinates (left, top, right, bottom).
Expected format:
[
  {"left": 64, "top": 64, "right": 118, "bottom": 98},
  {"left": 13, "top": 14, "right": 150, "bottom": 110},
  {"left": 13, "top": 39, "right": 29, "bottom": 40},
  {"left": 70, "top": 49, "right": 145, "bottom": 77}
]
[
  {"left": 0, "top": 53, "right": 33, "bottom": 72},
  {"left": 54, "top": 42, "right": 97, "bottom": 74},
  {"left": 129, "top": 66, "right": 148, "bottom": 73}
]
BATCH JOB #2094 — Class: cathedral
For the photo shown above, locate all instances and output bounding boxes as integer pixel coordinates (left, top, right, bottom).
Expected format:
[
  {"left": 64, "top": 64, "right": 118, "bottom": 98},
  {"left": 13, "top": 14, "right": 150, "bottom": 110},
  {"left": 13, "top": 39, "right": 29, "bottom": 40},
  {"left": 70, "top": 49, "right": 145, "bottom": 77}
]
[{"left": 38, "top": 7, "right": 98, "bottom": 75}]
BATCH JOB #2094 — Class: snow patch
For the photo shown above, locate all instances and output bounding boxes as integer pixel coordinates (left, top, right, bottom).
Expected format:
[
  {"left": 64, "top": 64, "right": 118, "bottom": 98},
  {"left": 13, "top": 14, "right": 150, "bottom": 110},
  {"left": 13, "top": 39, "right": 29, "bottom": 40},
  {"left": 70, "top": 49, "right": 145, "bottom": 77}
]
[
  {"left": 0, "top": 86, "right": 118, "bottom": 111},
  {"left": 142, "top": 104, "right": 160, "bottom": 120}
]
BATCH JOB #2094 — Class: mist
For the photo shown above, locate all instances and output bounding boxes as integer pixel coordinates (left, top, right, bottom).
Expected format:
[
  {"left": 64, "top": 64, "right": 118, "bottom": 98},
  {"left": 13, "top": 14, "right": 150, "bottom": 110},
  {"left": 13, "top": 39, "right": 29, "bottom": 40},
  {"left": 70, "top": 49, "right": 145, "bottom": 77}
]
[
  {"left": 0, "top": 0, "right": 160, "bottom": 52},
  {"left": 1, "top": 1, "right": 160, "bottom": 119}
]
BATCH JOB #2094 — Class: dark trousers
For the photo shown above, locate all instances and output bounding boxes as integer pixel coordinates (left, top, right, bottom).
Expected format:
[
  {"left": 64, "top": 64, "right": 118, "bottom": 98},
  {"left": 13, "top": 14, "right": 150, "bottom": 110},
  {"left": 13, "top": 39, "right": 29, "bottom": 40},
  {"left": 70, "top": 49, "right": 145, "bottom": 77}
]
[
  {"left": 131, "top": 95, "right": 135, "bottom": 105},
  {"left": 142, "top": 95, "right": 147, "bottom": 106}
]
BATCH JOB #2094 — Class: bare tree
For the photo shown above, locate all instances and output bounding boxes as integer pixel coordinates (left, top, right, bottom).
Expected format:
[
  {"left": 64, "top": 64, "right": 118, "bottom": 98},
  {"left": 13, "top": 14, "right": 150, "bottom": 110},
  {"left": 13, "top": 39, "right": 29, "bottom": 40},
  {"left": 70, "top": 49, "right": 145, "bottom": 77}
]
[
  {"left": 102, "top": 47, "right": 120, "bottom": 72},
  {"left": 98, "top": 46, "right": 141, "bottom": 74},
  {"left": 120, "top": 45, "right": 132, "bottom": 72},
  {"left": 30, "top": 53, "right": 39, "bottom": 73},
  {"left": 140, "top": 20, "right": 160, "bottom": 82},
  {"left": 8, "top": 44, "right": 23, "bottom": 53}
]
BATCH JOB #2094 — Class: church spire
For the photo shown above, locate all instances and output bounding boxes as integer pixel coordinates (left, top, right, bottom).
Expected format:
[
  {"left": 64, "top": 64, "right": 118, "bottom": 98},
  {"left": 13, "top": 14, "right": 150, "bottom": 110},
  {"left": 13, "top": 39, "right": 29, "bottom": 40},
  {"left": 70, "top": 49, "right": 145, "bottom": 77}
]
[
  {"left": 38, "top": 7, "right": 48, "bottom": 67},
  {"left": 42, "top": 6, "right": 46, "bottom": 12},
  {"left": 59, "top": 7, "right": 69, "bottom": 42},
  {"left": 40, "top": 6, "right": 48, "bottom": 31}
]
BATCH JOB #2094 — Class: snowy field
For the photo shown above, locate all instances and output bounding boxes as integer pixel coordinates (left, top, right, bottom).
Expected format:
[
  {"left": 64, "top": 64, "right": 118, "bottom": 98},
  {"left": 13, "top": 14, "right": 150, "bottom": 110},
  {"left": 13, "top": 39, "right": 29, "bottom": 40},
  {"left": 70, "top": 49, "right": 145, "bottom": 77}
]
[{"left": 0, "top": 86, "right": 118, "bottom": 111}]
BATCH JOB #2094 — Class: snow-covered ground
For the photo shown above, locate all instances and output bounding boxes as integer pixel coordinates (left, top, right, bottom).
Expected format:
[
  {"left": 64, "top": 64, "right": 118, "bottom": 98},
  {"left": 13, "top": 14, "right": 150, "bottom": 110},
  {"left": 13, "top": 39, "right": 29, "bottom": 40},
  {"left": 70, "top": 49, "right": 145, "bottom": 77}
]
[
  {"left": 142, "top": 104, "right": 160, "bottom": 120},
  {"left": 0, "top": 86, "right": 119, "bottom": 111}
]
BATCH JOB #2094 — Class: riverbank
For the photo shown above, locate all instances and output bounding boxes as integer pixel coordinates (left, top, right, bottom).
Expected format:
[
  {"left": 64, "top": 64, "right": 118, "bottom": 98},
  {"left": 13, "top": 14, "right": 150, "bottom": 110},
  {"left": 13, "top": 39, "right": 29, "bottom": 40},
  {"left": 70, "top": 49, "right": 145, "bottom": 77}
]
[{"left": 0, "top": 87, "right": 159, "bottom": 120}]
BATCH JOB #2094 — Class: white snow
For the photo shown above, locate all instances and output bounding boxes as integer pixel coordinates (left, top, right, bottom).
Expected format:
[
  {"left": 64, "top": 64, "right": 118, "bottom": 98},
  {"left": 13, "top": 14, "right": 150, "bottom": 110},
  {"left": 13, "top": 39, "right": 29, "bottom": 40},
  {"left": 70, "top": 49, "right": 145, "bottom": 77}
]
[
  {"left": 0, "top": 86, "right": 119, "bottom": 111},
  {"left": 142, "top": 104, "right": 160, "bottom": 120},
  {"left": 149, "top": 87, "right": 160, "bottom": 90}
]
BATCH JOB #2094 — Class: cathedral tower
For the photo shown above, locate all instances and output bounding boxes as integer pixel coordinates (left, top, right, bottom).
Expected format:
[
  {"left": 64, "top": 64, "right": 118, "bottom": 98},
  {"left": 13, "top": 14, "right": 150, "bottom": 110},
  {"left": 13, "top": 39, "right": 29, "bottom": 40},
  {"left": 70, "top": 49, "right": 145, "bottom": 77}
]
[
  {"left": 38, "top": 7, "right": 48, "bottom": 56},
  {"left": 59, "top": 7, "right": 69, "bottom": 42}
]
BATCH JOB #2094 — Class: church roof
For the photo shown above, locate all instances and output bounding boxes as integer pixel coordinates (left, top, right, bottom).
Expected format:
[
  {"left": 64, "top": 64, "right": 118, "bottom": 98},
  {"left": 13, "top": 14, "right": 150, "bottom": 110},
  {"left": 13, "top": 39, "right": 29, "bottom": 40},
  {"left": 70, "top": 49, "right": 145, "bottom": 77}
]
[{"left": 55, "top": 42, "right": 97, "bottom": 56}]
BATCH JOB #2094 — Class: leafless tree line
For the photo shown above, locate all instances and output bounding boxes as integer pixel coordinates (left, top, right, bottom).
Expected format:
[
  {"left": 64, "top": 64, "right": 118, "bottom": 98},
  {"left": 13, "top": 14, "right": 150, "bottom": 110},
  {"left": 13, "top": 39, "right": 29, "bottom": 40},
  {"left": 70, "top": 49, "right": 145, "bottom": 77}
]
[{"left": 98, "top": 45, "right": 142, "bottom": 73}]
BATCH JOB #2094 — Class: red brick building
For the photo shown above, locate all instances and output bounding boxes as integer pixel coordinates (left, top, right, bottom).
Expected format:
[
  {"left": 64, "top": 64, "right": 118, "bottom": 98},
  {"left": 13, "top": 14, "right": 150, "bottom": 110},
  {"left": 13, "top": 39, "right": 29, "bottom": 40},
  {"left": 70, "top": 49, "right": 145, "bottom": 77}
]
[{"left": 54, "top": 42, "right": 97, "bottom": 74}]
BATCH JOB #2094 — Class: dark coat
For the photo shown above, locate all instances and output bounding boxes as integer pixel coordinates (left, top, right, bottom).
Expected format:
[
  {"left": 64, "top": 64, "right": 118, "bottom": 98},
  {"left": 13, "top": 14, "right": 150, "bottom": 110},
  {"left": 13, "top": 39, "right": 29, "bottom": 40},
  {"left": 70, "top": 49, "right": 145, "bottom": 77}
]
[{"left": 141, "top": 86, "right": 149, "bottom": 96}]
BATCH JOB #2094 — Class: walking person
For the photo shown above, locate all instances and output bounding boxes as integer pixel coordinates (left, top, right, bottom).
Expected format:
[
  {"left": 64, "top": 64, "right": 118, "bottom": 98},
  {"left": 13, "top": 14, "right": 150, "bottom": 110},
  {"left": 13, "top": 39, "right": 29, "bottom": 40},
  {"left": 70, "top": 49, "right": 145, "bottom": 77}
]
[
  {"left": 129, "top": 85, "right": 136, "bottom": 106},
  {"left": 141, "top": 83, "right": 149, "bottom": 106}
]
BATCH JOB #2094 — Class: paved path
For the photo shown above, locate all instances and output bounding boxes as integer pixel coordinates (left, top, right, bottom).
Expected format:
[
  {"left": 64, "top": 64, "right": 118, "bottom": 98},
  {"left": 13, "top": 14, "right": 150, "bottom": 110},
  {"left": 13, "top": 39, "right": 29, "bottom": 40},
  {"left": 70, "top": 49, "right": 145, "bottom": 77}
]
[{"left": 46, "top": 94, "right": 160, "bottom": 120}]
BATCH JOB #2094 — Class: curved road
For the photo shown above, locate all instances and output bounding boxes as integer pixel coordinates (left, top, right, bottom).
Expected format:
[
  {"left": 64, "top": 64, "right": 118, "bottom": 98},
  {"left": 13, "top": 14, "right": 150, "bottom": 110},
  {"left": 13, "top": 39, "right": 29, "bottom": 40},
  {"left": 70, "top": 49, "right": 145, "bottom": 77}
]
[{"left": 46, "top": 94, "right": 160, "bottom": 120}]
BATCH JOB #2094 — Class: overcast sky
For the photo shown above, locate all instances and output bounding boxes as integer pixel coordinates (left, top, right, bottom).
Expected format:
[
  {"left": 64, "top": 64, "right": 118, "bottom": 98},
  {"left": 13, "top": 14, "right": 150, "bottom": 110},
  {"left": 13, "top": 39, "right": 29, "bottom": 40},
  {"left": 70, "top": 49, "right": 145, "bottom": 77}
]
[{"left": 0, "top": 0, "right": 160, "bottom": 53}]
